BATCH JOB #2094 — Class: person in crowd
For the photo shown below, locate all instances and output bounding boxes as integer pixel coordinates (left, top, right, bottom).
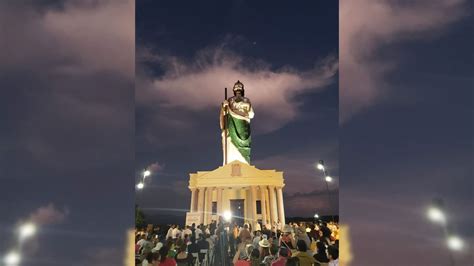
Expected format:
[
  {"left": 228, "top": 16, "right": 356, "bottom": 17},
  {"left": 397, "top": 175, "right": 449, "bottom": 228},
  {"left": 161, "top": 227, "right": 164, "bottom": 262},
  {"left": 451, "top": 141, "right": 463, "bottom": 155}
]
[
  {"left": 136, "top": 234, "right": 147, "bottom": 249},
  {"left": 253, "top": 231, "right": 262, "bottom": 248},
  {"left": 157, "top": 246, "right": 177, "bottom": 266},
  {"left": 279, "top": 225, "right": 296, "bottom": 252},
  {"left": 197, "top": 233, "right": 210, "bottom": 264},
  {"left": 214, "top": 216, "right": 230, "bottom": 266},
  {"left": 285, "top": 256, "right": 300, "bottom": 266},
  {"left": 249, "top": 248, "right": 260, "bottom": 266},
  {"left": 291, "top": 240, "right": 315, "bottom": 266},
  {"left": 174, "top": 244, "right": 193, "bottom": 266},
  {"left": 187, "top": 235, "right": 199, "bottom": 253},
  {"left": 271, "top": 247, "right": 289, "bottom": 266},
  {"left": 313, "top": 241, "right": 329, "bottom": 265},
  {"left": 151, "top": 241, "right": 164, "bottom": 254},
  {"left": 240, "top": 223, "right": 252, "bottom": 243},
  {"left": 174, "top": 225, "right": 182, "bottom": 240},
  {"left": 233, "top": 242, "right": 252, "bottom": 266},
  {"left": 294, "top": 227, "right": 312, "bottom": 256},
  {"left": 139, "top": 235, "right": 154, "bottom": 259},
  {"left": 182, "top": 225, "right": 192, "bottom": 240},
  {"left": 255, "top": 221, "right": 262, "bottom": 232},
  {"left": 166, "top": 225, "right": 175, "bottom": 240},
  {"left": 328, "top": 246, "right": 339, "bottom": 266},
  {"left": 210, "top": 220, "right": 217, "bottom": 235},
  {"left": 259, "top": 238, "right": 275, "bottom": 265},
  {"left": 151, "top": 252, "right": 161, "bottom": 266},
  {"left": 141, "top": 252, "right": 153, "bottom": 266},
  {"left": 195, "top": 224, "right": 203, "bottom": 240}
]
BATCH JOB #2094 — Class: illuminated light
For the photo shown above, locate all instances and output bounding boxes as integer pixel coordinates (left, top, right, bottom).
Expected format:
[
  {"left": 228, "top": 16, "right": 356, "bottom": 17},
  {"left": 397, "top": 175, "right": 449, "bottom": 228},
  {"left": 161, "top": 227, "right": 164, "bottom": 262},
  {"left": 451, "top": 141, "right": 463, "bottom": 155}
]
[
  {"left": 223, "top": 211, "right": 232, "bottom": 221},
  {"left": 447, "top": 236, "right": 463, "bottom": 251},
  {"left": 427, "top": 207, "right": 446, "bottom": 224},
  {"left": 306, "top": 227, "right": 311, "bottom": 233},
  {"left": 143, "top": 170, "right": 151, "bottom": 177},
  {"left": 3, "top": 251, "right": 21, "bottom": 265},
  {"left": 136, "top": 182, "right": 144, "bottom": 189},
  {"left": 19, "top": 222, "right": 37, "bottom": 241},
  {"left": 314, "top": 214, "right": 319, "bottom": 218},
  {"left": 325, "top": 176, "right": 333, "bottom": 182},
  {"left": 316, "top": 164, "right": 324, "bottom": 170}
]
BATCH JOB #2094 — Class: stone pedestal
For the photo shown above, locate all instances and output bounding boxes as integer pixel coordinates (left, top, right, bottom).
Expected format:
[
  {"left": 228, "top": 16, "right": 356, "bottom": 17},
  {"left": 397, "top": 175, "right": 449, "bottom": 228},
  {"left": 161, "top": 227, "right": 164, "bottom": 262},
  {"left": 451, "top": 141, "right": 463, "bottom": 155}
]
[{"left": 186, "top": 160, "right": 285, "bottom": 227}]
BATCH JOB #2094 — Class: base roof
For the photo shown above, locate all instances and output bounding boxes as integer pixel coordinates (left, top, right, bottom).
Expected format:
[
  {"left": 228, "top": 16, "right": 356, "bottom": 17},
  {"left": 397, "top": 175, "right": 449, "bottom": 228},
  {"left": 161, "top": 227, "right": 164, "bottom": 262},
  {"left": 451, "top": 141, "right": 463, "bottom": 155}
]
[{"left": 188, "top": 160, "right": 284, "bottom": 189}]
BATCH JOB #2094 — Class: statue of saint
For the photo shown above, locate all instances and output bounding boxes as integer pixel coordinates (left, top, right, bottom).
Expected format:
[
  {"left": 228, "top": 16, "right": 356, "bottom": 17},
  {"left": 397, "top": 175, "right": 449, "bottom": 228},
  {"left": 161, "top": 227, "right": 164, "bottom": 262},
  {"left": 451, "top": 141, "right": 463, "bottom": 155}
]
[{"left": 220, "top": 80, "right": 254, "bottom": 165}]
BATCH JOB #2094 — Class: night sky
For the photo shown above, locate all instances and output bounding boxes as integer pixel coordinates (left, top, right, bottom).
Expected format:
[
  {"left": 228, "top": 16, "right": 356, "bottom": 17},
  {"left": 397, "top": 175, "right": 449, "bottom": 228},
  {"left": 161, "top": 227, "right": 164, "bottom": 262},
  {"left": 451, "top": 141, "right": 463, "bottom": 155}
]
[
  {"left": 340, "top": 0, "right": 473, "bottom": 265},
  {"left": 135, "top": 0, "right": 339, "bottom": 225},
  {"left": 1, "top": 1, "right": 134, "bottom": 265},
  {"left": 0, "top": 0, "right": 472, "bottom": 266}
]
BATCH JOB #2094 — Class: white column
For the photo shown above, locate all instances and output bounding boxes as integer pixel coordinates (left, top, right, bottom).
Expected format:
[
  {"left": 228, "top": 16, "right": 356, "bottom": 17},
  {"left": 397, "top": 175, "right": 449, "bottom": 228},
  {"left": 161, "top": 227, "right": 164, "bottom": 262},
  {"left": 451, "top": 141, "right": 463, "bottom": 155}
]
[
  {"left": 265, "top": 188, "right": 271, "bottom": 227},
  {"left": 269, "top": 186, "right": 278, "bottom": 226},
  {"left": 217, "top": 188, "right": 223, "bottom": 215},
  {"left": 190, "top": 188, "right": 196, "bottom": 212},
  {"left": 245, "top": 187, "right": 251, "bottom": 225},
  {"left": 250, "top": 186, "right": 257, "bottom": 231},
  {"left": 206, "top": 187, "right": 213, "bottom": 224},
  {"left": 277, "top": 187, "right": 285, "bottom": 225},
  {"left": 197, "top": 188, "right": 205, "bottom": 224},
  {"left": 260, "top": 186, "right": 267, "bottom": 225}
]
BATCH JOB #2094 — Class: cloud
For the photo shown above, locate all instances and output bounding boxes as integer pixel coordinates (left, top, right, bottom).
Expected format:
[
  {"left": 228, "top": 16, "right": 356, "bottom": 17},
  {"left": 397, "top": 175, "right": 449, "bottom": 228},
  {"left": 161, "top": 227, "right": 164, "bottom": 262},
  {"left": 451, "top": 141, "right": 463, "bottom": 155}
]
[
  {"left": 340, "top": 0, "right": 468, "bottom": 122},
  {"left": 147, "top": 162, "right": 165, "bottom": 173},
  {"left": 1, "top": 0, "right": 134, "bottom": 78},
  {"left": 29, "top": 203, "right": 69, "bottom": 225},
  {"left": 137, "top": 45, "right": 338, "bottom": 133},
  {"left": 0, "top": 0, "right": 134, "bottom": 174}
]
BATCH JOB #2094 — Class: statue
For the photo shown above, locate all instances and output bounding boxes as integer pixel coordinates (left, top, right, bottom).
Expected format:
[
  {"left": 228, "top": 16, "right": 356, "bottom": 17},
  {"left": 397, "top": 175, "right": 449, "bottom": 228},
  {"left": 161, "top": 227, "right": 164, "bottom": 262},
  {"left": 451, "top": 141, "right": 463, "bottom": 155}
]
[{"left": 220, "top": 80, "right": 254, "bottom": 165}]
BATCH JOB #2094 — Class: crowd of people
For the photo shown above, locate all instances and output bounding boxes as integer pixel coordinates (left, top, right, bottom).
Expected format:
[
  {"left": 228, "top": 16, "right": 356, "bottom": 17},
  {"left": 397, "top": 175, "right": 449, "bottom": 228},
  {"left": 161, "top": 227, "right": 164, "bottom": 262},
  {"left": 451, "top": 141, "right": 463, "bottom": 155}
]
[{"left": 135, "top": 218, "right": 339, "bottom": 266}]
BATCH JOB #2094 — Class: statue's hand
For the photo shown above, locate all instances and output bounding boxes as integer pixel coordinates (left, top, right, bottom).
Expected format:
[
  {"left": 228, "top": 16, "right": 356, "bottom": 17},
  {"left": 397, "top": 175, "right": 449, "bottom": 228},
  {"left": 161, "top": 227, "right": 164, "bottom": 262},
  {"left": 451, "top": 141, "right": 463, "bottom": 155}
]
[{"left": 222, "top": 100, "right": 229, "bottom": 108}]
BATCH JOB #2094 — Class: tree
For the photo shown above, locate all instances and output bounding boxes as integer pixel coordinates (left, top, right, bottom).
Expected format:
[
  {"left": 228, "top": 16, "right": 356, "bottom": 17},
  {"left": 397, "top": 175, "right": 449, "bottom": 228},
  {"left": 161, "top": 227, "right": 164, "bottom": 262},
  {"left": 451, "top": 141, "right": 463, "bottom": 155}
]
[{"left": 135, "top": 204, "right": 146, "bottom": 228}]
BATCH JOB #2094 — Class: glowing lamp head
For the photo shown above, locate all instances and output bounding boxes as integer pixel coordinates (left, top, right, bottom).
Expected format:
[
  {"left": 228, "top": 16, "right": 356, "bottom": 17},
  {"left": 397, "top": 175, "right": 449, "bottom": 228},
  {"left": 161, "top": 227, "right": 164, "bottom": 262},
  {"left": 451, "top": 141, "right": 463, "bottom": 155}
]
[
  {"left": 3, "top": 251, "right": 21, "bottom": 265},
  {"left": 427, "top": 207, "right": 446, "bottom": 224},
  {"left": 325, "top": 176, "right": 333, "bottom": 182},
  {"left": 223, "top": 211, "right": 232, "bottom": 222},
  {"left": 136, "top": 182, "right": 144, "bottom": 189},
  {"left": 447, "top": 236, "right": 463, "bottom": 251},
  {"left": 143, "top": 170, "right": 151, "bottom": 177},
  {"left": 314, "top": 214, "right": 319, "bottom": 218},
  {"left": 316, "top": 160, "right": 325, "bottom": 170},
  {"left": 19, "top": 222, "right": 37, "bottom": 241}
]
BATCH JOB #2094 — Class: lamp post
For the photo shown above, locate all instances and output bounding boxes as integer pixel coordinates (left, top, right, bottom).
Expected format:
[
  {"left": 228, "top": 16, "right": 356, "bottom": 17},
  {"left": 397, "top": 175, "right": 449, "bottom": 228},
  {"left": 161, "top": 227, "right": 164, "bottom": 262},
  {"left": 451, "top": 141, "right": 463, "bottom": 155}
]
[
  {"left": 427, "top": 198, "right": 463, "bottom": 266},
  {"left": 136, "top": 169, "right": 151, "bottom": 190},
  {"left": 3, "top": 250, "right": 20, "bottom": 266},
  {"left": 316, "top": 160, "right": 335, "bottom": 222}
]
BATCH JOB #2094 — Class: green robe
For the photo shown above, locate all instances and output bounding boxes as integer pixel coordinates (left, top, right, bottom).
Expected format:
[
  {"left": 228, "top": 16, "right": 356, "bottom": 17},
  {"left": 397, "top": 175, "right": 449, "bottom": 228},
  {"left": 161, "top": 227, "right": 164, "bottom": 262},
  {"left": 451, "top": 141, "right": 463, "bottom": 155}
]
[{"left": 226, "top": 114, "right": 251, "bottom": 163}]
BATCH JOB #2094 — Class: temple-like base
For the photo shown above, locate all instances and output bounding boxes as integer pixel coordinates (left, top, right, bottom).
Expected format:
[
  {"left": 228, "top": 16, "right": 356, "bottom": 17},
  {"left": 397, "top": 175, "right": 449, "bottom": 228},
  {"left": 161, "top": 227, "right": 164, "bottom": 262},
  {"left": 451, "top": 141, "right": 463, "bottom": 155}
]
[{"left": 186, "top": 160, "right": 286, "bottom": 230}]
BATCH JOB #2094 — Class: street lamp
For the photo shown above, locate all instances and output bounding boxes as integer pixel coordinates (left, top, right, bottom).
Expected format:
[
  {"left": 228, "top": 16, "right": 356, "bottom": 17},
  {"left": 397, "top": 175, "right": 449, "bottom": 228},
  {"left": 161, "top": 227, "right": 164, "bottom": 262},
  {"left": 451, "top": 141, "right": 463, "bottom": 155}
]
[
  {"left": 3, "top": 251, "right": 20, "bottom": 266},
  {"left": 427, "top": 198, "right": 462, "bottom": 266},
  {"left": 136, "top": 169, "right": 151, "bottom": 190},
  {"left": 143, "top": 170, "right": 151, "bottom": 178},
  {"left": 427, "top": 206, "right": 446, "bottom": 224},
  {"left": 447, "top": 235, "right": 464, "bottom": 251},
  {"left": 18, "top": 222, "right": 37, "bottom": 241},
  {"left": 316, "top": 160, "right": 335, "bottom": 222},
  {"left": 314, "top": 213, "right": 319, "bottom": 218},
  {"left": 316, "top": 160, "right": 325, "bottom": 170}
]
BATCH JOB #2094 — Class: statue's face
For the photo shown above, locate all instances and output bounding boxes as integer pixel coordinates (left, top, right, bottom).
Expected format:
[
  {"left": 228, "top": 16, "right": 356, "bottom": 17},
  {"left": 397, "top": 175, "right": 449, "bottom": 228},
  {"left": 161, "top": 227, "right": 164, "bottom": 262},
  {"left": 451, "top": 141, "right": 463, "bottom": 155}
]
[{"left": 235, "top": 90, "right": 243, "bottom": 97}]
